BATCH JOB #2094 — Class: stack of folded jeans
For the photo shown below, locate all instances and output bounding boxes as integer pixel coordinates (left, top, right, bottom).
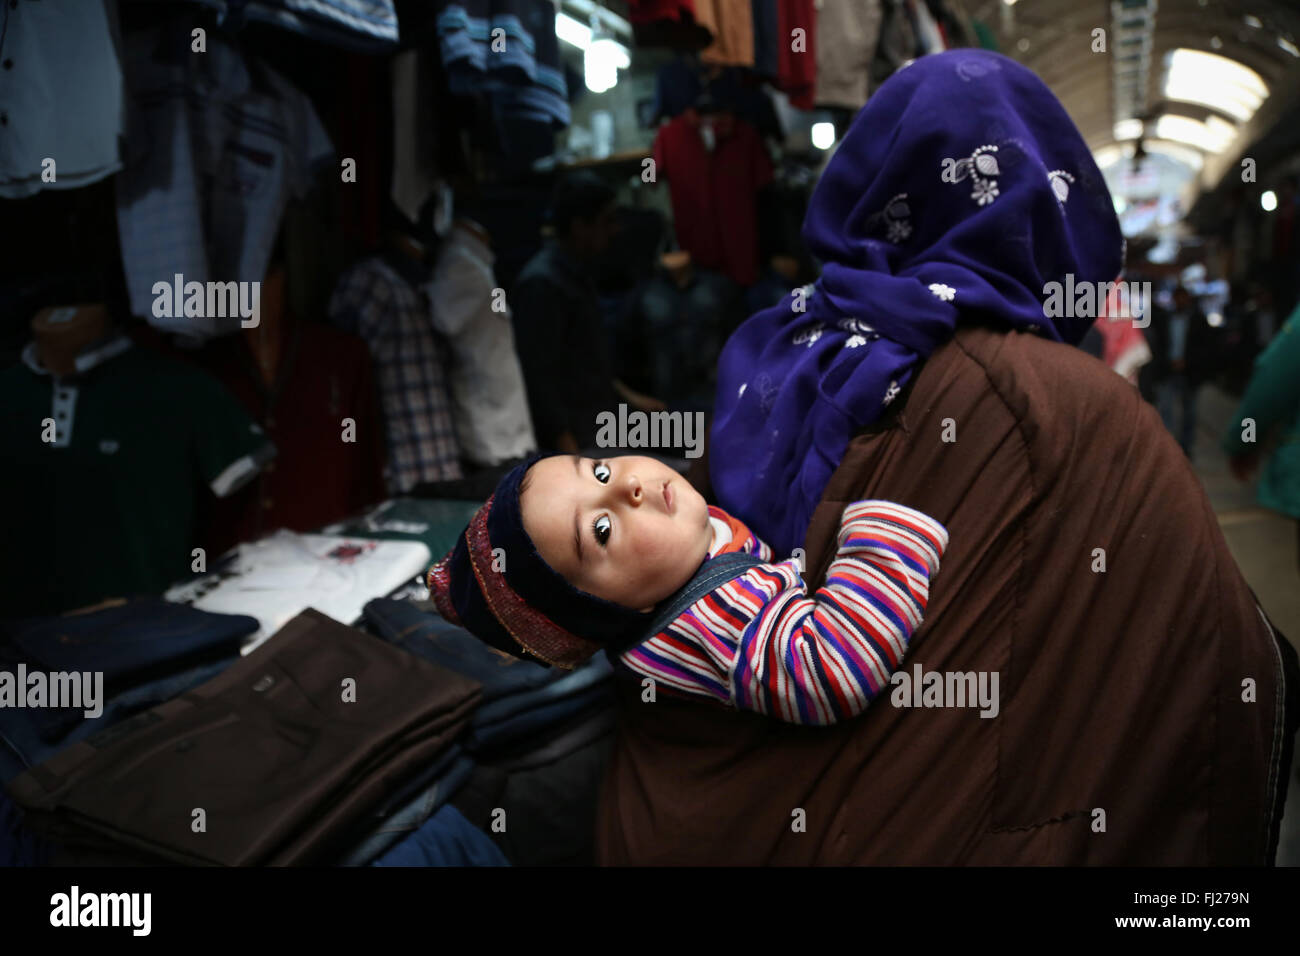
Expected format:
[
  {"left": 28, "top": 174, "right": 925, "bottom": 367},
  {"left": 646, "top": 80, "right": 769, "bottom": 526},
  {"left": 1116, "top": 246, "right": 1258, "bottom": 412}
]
[
  {"left": 363, "top": 598, "right": 620, "bottom": 864},
  {"left": 370, "top": 804, "right": 510, "bottom": 867},
  {"left": 0, "top": 598, "right": 256, "bottom": 784},
  {"left": 363, "top": 598, "right": 615, "bottom": 757},
  {"left": 6, "top": 609, "right": 482, "bottom": 866}
]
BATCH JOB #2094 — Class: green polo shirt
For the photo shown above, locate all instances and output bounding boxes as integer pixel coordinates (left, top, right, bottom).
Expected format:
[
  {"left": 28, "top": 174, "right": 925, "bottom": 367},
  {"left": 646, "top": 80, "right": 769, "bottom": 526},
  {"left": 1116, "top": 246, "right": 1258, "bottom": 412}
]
[{"left": 0, "top": 334, "right": 275, "bottom": 616}]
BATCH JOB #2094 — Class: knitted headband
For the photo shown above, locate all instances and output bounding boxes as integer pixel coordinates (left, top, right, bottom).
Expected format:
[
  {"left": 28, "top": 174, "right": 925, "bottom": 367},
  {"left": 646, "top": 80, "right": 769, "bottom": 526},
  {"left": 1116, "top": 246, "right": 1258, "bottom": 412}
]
[{"left": 426, "top": 453, "right": 655, "bottom": 668}]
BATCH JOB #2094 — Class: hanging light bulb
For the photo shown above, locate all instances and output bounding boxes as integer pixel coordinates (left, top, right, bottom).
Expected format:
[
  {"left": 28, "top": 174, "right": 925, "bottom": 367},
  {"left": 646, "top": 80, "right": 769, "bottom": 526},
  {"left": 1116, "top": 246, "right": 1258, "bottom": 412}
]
[{"left": 583, "top": 16, "right": 630, "bottom": 94}]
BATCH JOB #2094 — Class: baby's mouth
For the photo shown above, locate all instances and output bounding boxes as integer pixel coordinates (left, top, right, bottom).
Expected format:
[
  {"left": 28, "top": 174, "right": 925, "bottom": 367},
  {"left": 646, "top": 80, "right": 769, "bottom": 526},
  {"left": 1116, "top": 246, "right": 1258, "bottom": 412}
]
[{"left": 663, "top": 480, "right": 674, "bottom": 515}]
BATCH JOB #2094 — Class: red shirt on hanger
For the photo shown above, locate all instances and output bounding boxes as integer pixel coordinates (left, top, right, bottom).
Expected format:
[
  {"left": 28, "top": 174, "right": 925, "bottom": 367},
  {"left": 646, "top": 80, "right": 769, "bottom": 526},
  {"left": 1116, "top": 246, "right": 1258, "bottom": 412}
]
[{"left": 653, "top": 109, "right": 773, "bottom": 287}]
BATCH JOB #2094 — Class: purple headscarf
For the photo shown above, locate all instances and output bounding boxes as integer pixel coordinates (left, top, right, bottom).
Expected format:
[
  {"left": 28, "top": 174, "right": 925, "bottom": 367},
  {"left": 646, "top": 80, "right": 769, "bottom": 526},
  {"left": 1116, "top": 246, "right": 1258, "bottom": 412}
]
[{"left": 709, "top": 50, "right": 1125, "bottom": 555}]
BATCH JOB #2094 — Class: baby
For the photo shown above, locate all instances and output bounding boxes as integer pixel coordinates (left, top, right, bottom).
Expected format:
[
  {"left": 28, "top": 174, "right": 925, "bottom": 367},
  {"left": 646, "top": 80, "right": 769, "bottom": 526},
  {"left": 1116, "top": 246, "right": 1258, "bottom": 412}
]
[{"left": 427, "top": 453, "right": 948, "bottom": 725}]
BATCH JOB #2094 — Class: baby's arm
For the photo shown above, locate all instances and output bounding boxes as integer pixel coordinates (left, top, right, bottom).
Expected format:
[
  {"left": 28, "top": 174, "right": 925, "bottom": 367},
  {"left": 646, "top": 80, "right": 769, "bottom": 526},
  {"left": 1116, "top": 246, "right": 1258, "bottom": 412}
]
[
  {"left": 620, "top": 501, "right": 947, "bottom": 724},
  {"left": 732, "top": 501, "right": 947, "bottom": 724}
]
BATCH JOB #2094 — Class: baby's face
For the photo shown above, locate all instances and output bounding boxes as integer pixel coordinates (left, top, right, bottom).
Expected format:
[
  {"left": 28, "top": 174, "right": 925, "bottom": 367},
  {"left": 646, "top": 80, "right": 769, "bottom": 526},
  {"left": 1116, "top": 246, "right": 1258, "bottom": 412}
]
[{"left": 520, "top": 455, "right": 713, "bottom": 611}]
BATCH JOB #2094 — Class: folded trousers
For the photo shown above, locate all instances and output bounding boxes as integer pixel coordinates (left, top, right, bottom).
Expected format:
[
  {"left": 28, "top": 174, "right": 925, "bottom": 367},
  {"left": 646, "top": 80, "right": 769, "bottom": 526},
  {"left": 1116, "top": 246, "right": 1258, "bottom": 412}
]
[{"left": 5, "top": 609, "right": 482, "bottom": 866}]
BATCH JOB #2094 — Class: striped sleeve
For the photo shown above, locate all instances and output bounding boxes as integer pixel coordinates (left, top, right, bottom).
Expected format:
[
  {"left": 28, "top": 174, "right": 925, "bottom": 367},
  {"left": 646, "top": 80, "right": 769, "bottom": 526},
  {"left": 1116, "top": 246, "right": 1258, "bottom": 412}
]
[{"left": 619, "top": 500, "right": 948, "bottom": 725}]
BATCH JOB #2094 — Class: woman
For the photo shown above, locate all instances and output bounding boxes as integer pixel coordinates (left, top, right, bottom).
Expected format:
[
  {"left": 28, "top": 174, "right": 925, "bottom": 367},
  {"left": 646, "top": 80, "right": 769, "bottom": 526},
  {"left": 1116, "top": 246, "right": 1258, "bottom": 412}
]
[{"left": 595, "top": 50, "right": 1297, "bottom": 865}]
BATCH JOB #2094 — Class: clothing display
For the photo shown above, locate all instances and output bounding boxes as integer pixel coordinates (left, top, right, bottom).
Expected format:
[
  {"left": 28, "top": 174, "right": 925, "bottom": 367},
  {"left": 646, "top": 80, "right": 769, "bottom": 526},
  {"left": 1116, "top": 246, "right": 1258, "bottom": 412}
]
[
  {"left": 651, "top": 59, "right": 783, "bottom": 141},
  {"left": 6, "top": 609, "right": 482, "bottom": 867},
  {"left": 428, "top": 222, "right": 537, "bottom": 468},
  {"left": 337, "top": 748, "right": 475, "bottom": 865},
  {"left": 627, "top": 0, "right": 713, "bottom": 51},
  {"left": 815, "top": 0, "right": 884, "bottom": 110},
  {"left": 776, "top": 0, "right": 816, "bottom": 109},
  {"left": 371, "top": 803, "right": 510, "bottom": 866},
  {"left": 329, "top": 253, "right": 465, "bottom": 492},
  {"left": 696, "top": 0, "right": 754, "bottom": 67},
  {"left": 164, "top": 531, "right": 433, "bottom": 653},
  {"left": 363, "top": 598, "right": 615, "bottom": 745},
  {"left": 0, "top": 333, "right": 275, "bottom": 617},
  {"left": 169, "top": 319, "right": 387, "bottom": 557},
  {"left": 181, "top": 0, "right": 401, "bottom": 51},
  {"left": 323, "top": 499, "right": 485, "bottom": 565},
  {"left": 510, "top": 242, "right": 623, "bottom": 449},
  {"left": 435, "top": 0, "right": 570, "bottom": 128},
  {"left": 750, "top": 0, "right": 779, "bottom": 78},
  {"left": 115, "top": 17, "right": 333, "bottom": 334},
  {"left": 0, "top": 599, "right": 254, "bottom": 775},
  {"left": 0, "top": 655, "right": 236, "bottom": 786},
  {"left": 0, "top": 0, "right": 124, "bottom": 198},
  {"left": 653, "top": 111, "right": 773, "bottom": 287}
]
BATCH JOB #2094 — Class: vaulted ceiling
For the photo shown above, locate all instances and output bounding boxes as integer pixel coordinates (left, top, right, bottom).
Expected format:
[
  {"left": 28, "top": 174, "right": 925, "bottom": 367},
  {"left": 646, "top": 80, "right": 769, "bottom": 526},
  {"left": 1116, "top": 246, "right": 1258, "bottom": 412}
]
[{"left": 968, "top": 0, "right": 1300, "bottom": 208}]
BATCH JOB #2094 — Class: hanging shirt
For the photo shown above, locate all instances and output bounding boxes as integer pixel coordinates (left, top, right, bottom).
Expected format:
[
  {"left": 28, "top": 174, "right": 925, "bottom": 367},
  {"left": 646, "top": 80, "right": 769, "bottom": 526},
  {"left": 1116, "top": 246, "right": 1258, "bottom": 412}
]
[
  {"left": 653, "top": 110, "right": 773, "bottom": 287},
  {"left": 618, "top": 501, "right": 949, "bottom": 725},
  {"left": 0, "top": 0, "right": 124, "bottom": 198},
  {"left": 427, "top": 222, "right": 537, "bottom": 468},
  {"left": 114, "top": 18, "right": 333, "bottom": 335},
  {"left": 329, "top": 253, "right": 464, "bottom": 493},
  {"left": 0, "top": 334, "right": 274, "bottom": 616},
  {"left": 776, "top": 0, "right": 817, "bottom": 109}
]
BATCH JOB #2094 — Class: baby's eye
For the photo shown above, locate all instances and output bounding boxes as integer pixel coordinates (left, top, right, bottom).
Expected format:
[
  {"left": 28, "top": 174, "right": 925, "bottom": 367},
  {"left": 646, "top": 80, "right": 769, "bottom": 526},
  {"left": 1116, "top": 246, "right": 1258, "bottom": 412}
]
[
  {"left": 592, "top": 514, "right": 611, "bottom": 546},
  {"left": 593, "top": 461, "right": 611, "bottom": 483}
]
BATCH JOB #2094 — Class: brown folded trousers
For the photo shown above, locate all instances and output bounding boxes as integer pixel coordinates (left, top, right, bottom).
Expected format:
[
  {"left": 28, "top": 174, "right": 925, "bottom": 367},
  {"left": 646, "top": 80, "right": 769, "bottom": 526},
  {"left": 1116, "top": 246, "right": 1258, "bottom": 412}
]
[{"left": 7, "top": 609, "right": 481, "bottom": 866}]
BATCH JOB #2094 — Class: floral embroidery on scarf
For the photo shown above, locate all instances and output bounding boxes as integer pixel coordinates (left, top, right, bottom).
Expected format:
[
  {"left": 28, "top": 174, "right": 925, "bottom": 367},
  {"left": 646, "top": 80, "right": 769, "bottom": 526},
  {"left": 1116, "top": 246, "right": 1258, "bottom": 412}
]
[
  {"left": 1047, "top": 169, "right": 1075, "bottom": 204},
  {"left": 942, "top": 144, "right": 1000, "bottom": 206},
  {"left": 836, "top": 317, "right": 878, "bottom": 336},
  {"left": 956, "top": 57, "right": 1001, "bottom": 82},
  {"left": 792, "top": 322, "right": 824, "bottom": 347},
  {"left": 882, "top": 379, "right": 901, "bottom": 405},
  {"left": 928, "top": 283, "right": 956, "bottom": 302},
  {"left": 844, "top": 334, "right": 868, "bottom": 348},
  {"left": 737, "top": 382, "right": 747, "bottom": 398},
  {"left": 866, "top": 192, "right": 913, "bottom": 244}
]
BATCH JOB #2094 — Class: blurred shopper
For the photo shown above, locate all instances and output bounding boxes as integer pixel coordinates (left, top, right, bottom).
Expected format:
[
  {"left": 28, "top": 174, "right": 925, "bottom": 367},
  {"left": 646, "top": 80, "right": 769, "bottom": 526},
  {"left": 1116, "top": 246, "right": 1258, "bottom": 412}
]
[
  {"left": 511, "top": 172, "right": 664, "bottom": 454},
  {"left": 1223, "top": 301, "right": 1300, "bottom": 554},
  {"left": 1147, "top": 285, "right": 1217, "bottom": 458}
]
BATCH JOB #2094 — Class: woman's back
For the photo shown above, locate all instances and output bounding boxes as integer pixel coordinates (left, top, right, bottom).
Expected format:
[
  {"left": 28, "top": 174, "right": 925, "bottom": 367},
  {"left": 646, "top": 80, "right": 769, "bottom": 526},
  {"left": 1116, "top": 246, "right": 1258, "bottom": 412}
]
[{"left": 595, "top": 325, "right": 1295, "bottom": 864}]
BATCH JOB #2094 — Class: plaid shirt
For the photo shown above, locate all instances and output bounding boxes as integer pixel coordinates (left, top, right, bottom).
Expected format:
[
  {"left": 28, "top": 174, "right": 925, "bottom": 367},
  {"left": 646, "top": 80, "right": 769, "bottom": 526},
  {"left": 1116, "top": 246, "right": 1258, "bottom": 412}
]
[{"left": 329, "top": 254, "right": 463, "bottom": 493}]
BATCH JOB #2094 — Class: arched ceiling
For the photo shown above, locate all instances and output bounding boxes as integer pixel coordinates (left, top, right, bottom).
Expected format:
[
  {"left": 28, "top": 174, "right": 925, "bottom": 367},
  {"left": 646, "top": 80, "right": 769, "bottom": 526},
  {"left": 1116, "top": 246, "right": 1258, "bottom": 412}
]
[{"left": 968, "top": 0, "right": 1300, "bottom": 198}]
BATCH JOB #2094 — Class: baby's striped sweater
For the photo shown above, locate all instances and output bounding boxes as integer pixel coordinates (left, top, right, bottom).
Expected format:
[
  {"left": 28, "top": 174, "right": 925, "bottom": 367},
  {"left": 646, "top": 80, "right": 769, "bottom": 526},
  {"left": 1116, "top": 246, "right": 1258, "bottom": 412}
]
[{"left": 618, "top": 501, "right": 949, "bottom": 725}]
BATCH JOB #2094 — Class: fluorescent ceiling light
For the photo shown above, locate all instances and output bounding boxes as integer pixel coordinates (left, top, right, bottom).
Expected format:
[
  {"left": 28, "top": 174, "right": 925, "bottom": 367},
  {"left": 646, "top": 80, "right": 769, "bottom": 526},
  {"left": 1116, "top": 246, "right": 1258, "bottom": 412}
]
[
  {"left": 1163, "top": 48, "right": 1268, "bottom": 122},
  {"left": 1262, "top": 190, "right": 1278, "bottom": 212},
  {"left": 590, "top": 36, "right": 630, "bottom": 70},
  {"left": 1280, "top": 37, "right": 1300, "bottom": 58},
  {"left": 1113, "top": 119, "right": 1144, "bottom": 140},
  {"left": 556, "top": 12, "right": 592, "bottom": 49},
  {"left": 811, "top": 122, "right": 836, "bottom": 150},
  {"left": 1153, "top": 113, "right": 1238, "bottom": 153}
]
